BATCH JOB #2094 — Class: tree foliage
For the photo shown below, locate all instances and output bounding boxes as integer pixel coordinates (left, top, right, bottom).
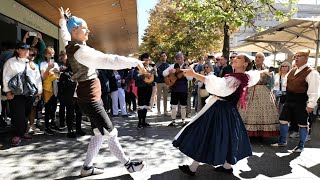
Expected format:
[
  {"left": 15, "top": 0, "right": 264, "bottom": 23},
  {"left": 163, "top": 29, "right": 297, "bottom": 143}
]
[
  {"left": 176, "top": 0, "right": 298, "bottom": 59},
  {"left": 139, "top": 0, "right": 223, "bottom": 63},
  {"left": 140, "top": 0, "right": 298, "bottom": 62}
]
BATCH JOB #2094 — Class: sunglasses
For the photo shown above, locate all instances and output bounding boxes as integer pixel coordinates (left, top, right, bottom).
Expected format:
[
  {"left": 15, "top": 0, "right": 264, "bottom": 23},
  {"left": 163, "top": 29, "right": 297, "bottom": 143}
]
[
  {"left": 29, "top": 53, "right": 37, "bottom": 57},
  {"left": 230, "top": 56, "right": 236, "bottom": 59},
  {"left": 204, "top": 66, "right": 210, "bottom": 69},
  {"left": 216, "top": 59, "right": 221, "bottom": 61}
]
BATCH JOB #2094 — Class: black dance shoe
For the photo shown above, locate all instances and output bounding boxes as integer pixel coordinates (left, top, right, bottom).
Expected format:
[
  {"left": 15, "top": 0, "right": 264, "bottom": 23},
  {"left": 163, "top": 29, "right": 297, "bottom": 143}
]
[
  {"left": 178, "top": 165, "right": 195, "bottom": 176},
  {"left": 214, "top": 166, "right": 233, "bottom": 174}
]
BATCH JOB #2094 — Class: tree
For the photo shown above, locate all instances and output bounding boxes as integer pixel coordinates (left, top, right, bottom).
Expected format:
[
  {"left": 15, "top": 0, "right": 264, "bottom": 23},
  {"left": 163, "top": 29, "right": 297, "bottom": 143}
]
[
  {"left": 140, "top": 0, "right": 223, "bottom": 63},
  {"left": 175, "top": 0, "right": 298, "bottom": 60}
]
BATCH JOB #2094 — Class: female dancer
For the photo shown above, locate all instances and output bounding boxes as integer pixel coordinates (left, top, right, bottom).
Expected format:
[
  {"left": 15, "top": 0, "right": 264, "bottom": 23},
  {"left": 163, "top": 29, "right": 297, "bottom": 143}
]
[
  {"left": 58, "top": 7, "right": 146, "bottom": 177},
  {"left": 173, "top": 54, "right": 265, "bottom": 176}
]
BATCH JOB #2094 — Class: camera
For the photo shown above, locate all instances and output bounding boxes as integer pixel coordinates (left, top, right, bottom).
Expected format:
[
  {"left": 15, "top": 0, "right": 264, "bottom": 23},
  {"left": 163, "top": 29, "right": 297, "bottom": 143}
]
[{"left": 29, "top": 32, "right": 37, "bottom": 37}]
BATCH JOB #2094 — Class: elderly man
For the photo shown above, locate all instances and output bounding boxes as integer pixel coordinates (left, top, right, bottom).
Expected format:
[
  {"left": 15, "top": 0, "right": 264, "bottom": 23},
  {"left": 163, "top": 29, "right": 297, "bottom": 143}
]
[{"left": 271, "top": 50, "right": 320, "bottom": 153}]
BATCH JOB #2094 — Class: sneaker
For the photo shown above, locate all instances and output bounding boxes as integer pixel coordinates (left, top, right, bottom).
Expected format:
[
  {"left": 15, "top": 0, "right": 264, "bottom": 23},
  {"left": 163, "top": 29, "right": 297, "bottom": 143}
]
[
  {"left": 80, "top": 166, "right": 104, "bottom": 177},
  {"left": 0, "top": 120, "right": 7, "bottom": 128},
  {"left": 76, "top": 129, "right": 86, "bottom": 136},
  {"left": 214, "top": 166, "right": 233, "bottom": 174},
  {"left": 181, "top": 121, "right": 187, "bottom": 126},
  {"left": 137, "top": 123, "right": 143, "bottom": 128},
  {"left": 168, "top": 122, "right": 176, "bottom": 127},
  {"left": 306, "top": 135, "right": 311, "bottom": 142},
  {"left": 22, "top": 133, "right": 32, "bottom": 139},
  {"left": 11, "top": 136, "right": 21, "bottom": 146},
  {"left": 67, "top": 131, "right": 77, "bottom": 138},
  {"left": 125, "top": 160, "right": 145, "bottom": 173},
  {"left": 288, "top": 146, "right": 303, "bottom": 153},
  {"left": 289, "top": 132, "right": 299, "bottom": 138},
  {"left": 178, "top": 165, "right": 195, "bottom": 176},
  {"left": 51, "top": 124, "right": 62, "bottom": 131},
  {"left": 271, "top": 142, "right": 287, "bottom": 147},
  {"left": 142, "top": 123, "right": 151, "bottom": 127},
  {"left": 45, "top": 128, "right": 54, "bottom": 135}
]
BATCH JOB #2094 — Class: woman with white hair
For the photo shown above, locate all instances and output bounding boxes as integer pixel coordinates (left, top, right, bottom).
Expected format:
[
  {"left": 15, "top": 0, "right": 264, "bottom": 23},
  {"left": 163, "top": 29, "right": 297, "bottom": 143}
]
[
  {"left": 273, "top": 61, "right": 291, "bottom": 112},
  {"left": 239, "top": 52, "right": 279, "bottom": 138}
]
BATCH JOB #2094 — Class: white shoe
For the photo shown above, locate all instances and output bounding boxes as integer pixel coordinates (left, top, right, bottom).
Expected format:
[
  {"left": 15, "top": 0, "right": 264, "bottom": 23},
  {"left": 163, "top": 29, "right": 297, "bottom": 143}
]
[
  {"left": 125, "top": 160, "right": 145, "bottom": 173},
  {"left": 288, "top": 146, "right": 303, "bottom": 153},
  {"left": 306, "top": 135, "right": 311, "bottom": 142},
  {"left": 289, "top": 132, "right": 299, "bottom": 138},
  {"left": 80, "top": 166, "right": 104, "bottom": 177}
]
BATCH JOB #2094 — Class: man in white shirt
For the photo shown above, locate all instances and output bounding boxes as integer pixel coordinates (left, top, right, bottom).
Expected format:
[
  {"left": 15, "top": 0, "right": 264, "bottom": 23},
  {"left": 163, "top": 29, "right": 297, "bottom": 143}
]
[{"left": 271, "top": 50, "right": 320, "bottom": 153}]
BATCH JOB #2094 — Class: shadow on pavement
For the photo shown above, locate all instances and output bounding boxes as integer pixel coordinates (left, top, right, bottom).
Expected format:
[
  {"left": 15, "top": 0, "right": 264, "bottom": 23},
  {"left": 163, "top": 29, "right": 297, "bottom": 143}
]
[
  {"left": 149, "top": 164, "right": 240, "bottom": 180},
  {"left": 239, "top": 152, "right": 299, "bottom": 178}
]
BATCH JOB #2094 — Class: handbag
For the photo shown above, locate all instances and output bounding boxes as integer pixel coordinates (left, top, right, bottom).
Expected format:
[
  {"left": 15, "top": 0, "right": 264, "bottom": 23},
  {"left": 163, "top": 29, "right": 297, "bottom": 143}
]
[
  {"left": 199, "top": 88, "right": 209, "bottom": 97},
  {"left": 8, "top": 62, "right": 38, "bottom": 96}
]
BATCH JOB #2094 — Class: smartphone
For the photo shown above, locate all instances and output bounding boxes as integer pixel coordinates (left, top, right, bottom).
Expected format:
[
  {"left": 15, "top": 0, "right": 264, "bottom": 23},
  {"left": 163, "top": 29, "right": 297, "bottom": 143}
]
[
  {"left": 50, "top": 57, "right": 54, "bottom": 64},
  {"left": 29, "top": 32, "right": 37, "bottom": 36}
]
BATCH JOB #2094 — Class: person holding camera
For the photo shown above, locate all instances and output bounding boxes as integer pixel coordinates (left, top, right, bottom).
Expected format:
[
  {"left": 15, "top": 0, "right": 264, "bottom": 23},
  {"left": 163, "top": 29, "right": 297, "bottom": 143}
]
[
  {"left": 27, "top": 47, "right": 43, "bottom": 134},
  {"left": 40, "top": 47, "right": 60, "bottom": 135},
  {"left": 22, "top": 32, "right": 46, "bottom": 66},
  {"left": 273, "top": 61, "right": 291, "bottom": 113}
]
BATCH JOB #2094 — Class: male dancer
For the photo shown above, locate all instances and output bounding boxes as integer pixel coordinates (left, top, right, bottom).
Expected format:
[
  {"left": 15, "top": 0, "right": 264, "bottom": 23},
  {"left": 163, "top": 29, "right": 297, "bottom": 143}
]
[
  {"left": 58, "top": 7, "right": 145, "bottom": 176},
  {"left": 271, "top": 50, "right": 320, "bottom": 152}
]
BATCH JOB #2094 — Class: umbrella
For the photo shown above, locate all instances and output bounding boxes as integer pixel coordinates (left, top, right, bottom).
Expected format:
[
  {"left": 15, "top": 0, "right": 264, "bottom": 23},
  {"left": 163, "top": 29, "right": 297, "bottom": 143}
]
[
  {"left": 244, "top": 18, "right": 320, "bottom": 68},
  {"left": 232, "top": 41, "right": 296, "bottom": 66}
]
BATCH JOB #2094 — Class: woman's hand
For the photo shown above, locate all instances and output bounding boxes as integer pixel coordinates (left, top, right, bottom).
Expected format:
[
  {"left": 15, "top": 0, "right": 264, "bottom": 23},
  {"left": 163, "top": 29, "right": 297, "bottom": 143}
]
[
  {"left": 137, "top": 61, "right": 147, "bottom": 75},
  {"left": 22, "top": 32, "right": 30, "bottom": 43},
  {"left": 181, "top": 67, "right": 195, "bottom": 77},
  {"left": 6, "top": 91, "right": 14, "bottom": 100}
]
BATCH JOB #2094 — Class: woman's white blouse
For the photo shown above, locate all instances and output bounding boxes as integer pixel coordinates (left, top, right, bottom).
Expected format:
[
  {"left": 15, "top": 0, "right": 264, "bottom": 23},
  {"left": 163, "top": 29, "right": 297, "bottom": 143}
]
[
  {"left": 204, "top": 70, "right": 260, "bottom": 97},
  {"left": 3, "top": 57, "right": 42, "bottom": 94},
  {"left": 273, "top": 73, "right": 287, "bottom": 91}
]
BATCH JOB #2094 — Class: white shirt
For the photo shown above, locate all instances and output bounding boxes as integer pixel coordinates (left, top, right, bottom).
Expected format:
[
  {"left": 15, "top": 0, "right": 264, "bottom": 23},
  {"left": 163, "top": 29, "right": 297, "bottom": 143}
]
[
  {"left": 273, "top": 73, "right": 287, "bottom": 92},
  {"left": 2, "top": 57, "right": 42, "bottom": 94},
  {"left": 59, "top": 18, "right": 143, "bottom": 71},
  {"left": 198, "top": 72, "right": 214, "bottom": 87},
  {"left": 162, "top": 64, "right": 193, "bottom": 81},
  {"left": 40, "top": 61, "right": 59, "bottom": 72},
  {"left": 204, "top": 70, "right": 260, "bottom": 97},
  {"left": 287, "top": 64, "right": 320, "bottom": 108}
]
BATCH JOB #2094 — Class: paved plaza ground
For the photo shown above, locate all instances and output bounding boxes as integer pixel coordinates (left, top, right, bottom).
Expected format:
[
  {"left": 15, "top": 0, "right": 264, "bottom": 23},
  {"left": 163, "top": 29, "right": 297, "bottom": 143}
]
[{"left": 0, "top": 107, "right": 320, "bottom": 180}]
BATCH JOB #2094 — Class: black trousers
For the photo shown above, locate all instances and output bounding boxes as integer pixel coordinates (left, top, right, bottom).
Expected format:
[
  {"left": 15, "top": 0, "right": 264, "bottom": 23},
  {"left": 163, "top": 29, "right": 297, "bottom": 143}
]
[
  {"left": 9, "top": 95, "right": 32, "bottom": 137},
  {"left": 137, "top": 86, "right": 152, "bottom": 124},
  {"left": 78, "top": 99, "right": 113, "bottom": 135},
  {"left": 45, "top": 96, "right": 58, "bottom": 128}
]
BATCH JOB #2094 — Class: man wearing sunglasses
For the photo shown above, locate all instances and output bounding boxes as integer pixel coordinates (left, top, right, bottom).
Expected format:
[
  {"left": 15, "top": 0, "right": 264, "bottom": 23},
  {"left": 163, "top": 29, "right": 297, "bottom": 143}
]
[{"left": 272, "top": 50, "right": 320, "bottom": 153}]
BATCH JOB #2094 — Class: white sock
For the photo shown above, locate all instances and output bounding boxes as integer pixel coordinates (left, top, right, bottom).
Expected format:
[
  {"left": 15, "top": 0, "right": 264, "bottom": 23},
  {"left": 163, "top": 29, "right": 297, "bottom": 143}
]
[
  {"left": 223, "top": 161, "right": 232, "bottom": 169},
  {"left": 107, "top": 128, "right": 130, "bottom": 164},
  {"left": 83, "top": 135, "right": 104, "bottom": 167},
  {"left": 189, "top": 161, "right": 199, "bottom": 172},
  {"left": 181, "top": 106, "right": 186, "bottom": 120},
  {"left": 171, "top": 105, "right": 177, "bottom": 120}
]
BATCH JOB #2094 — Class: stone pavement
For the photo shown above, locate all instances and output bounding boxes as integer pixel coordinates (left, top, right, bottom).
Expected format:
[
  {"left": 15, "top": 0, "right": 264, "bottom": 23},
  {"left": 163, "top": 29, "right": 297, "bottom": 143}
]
[{"left": 0, "top": 109, "right": 320, "bottom": 180}]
